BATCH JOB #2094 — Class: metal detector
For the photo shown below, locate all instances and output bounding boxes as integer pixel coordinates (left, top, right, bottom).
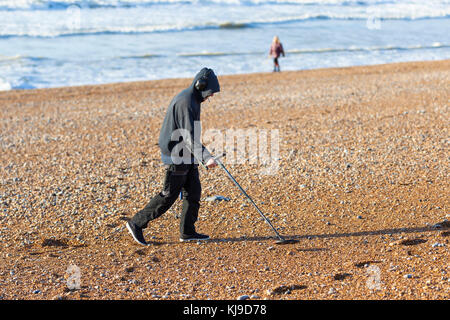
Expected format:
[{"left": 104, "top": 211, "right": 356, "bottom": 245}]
[{"left": 204, "top": 154, "right": 298, "bottom": 245}]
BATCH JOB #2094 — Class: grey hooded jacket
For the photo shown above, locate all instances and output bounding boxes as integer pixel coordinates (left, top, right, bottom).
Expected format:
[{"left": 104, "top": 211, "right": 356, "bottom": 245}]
[{"left": 158, "top": 68, "right": 220, "bottom": 165}]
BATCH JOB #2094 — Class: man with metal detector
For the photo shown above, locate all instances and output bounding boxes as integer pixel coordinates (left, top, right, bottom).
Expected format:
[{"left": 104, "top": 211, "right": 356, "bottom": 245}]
[{"left": 126, "top": 67, "right": 220, "bottom": 246}]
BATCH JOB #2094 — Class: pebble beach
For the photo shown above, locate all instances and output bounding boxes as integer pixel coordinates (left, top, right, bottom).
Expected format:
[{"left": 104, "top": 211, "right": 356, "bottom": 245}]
[{"left": 0, "top": 60, "right": 449, "bottom": 300}]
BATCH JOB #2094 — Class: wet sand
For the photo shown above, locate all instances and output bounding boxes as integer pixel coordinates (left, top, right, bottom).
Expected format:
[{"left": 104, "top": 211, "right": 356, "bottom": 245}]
[{"left": 0, "top": 60, "right": 448, "bottom": 300}]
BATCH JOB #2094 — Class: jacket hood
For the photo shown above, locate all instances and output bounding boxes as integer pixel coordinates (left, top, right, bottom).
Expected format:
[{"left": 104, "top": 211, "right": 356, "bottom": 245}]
[{"left": 191, "top": 67, "right": 220, "bottom": 101}]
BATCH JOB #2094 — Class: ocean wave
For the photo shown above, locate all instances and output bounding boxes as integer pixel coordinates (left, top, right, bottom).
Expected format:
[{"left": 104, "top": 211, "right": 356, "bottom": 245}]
[
  {"left": 0, "top": 54, "right": 23, "bottom": 62},
  {"left": 1, "top": 11, "right": 449, "bottom": 38},
  {"left": 0, "top": 0, "right": 191, "bottom": 11},
  {"left": 176, "top": 43, "right": 450, "bottom": 57},
  {"left": 1, "top": 0, "right": 449, "bottom": 11},
  {"left": 1, "top": 44, "right": 447, "bottom": 67},
  {"left": 119, "top": 53, "right": 161, "bottom": 59},
  {"left": 287, "top": 43, "right": 450, "bottom": 54},
  {"left": 177, "top": 51, "right": 256, "bottom": 57},
  {"left": 0, "top": 21, "right": 254, "bottom": 38},
  {"left": 218, "top": 22, "right": 248, "bottom": 29}
]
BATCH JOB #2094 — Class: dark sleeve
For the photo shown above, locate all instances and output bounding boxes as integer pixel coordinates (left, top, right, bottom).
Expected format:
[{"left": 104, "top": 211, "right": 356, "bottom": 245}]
[{"left": 177, "top": 104, "right": 213, "bottom": 164}]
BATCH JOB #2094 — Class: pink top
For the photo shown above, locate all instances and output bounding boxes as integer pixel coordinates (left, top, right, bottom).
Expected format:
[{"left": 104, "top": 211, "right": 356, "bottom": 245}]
[{"left": 269, "top": 42, "right": 285, "bottom": 58}]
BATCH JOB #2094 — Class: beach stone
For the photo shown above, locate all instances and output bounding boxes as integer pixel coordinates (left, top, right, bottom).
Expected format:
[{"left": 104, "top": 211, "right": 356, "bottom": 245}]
[
  {"left": 205, "top": 195, "right": 230, "bottom": 202},
  {"left": 237, "top": 295, "right": 250, "bottom": 300},
  {"left": 431, "top": 242, "right": 445, "bottom": 248},
  {"left": 333, "top": 273, "right": 352, "bottom": 281},
  {"left": 268, "top": 284, "right": 306, "bottom": 295}
]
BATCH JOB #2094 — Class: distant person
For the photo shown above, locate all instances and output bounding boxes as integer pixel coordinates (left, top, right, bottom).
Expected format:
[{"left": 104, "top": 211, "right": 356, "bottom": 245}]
[
  {"left": 269, "top": 36, "right": 285, "bottom": 72},
  {"left": 126, "top": 67, "right": 220, "bottom": 246}
]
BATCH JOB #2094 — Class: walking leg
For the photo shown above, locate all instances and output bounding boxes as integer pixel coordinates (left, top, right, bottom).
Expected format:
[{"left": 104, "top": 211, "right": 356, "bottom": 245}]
[
  {"left": 179, "top": 165, "right": 201, "bottom": 236},
  {"left": 131, "top": 164, "right": 188, "bottom": 229}
]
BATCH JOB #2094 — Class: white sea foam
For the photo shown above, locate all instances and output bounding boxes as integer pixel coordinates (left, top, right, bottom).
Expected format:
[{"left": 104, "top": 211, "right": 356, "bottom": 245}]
[
  {"left": 0, "top": 0, "right": 449, "bottom": 38},
  {"left": 1, "top": 8, "right": 449, "bottom": 38},
  {"left": 1, "top": 0, "right": 449, "bottom": 10},
  {"left": 0, "top": 54, "right": 22, "bottom": 61},
  {"left": 0, "top": 78, "right": 12, "bottom": 91}
]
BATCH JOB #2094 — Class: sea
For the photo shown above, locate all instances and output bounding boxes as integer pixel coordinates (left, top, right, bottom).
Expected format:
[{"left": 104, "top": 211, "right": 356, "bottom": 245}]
[{"left": 0, "top": 0, "right": 449, "bottom": 90}]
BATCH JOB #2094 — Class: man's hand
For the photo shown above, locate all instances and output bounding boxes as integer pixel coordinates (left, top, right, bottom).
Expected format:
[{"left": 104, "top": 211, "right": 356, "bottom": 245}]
[{"left": 205, "top": 158, "right": 217, "bottom": 168}]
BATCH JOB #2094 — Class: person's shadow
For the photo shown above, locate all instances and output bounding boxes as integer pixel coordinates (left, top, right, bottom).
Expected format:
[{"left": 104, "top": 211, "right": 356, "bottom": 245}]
[
  {"left": 124, "top": 220, "right": 448, "bottom": 246},
  {"left": 206, "top": 222, "right": 449, "bottom": 246}
]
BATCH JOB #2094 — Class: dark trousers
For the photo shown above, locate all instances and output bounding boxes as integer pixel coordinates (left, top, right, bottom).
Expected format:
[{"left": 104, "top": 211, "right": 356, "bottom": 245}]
[
  {"left": 131, "top": 164, "right": 201, "bottom": 236},
  {"left": 273, "top": 58, "right": 280, "bottom": 72}
]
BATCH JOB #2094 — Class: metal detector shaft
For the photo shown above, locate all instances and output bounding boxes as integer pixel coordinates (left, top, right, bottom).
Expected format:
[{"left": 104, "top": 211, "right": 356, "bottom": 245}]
[{"left": 215, "top": 158, "right": 286, "bottom": 242}]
